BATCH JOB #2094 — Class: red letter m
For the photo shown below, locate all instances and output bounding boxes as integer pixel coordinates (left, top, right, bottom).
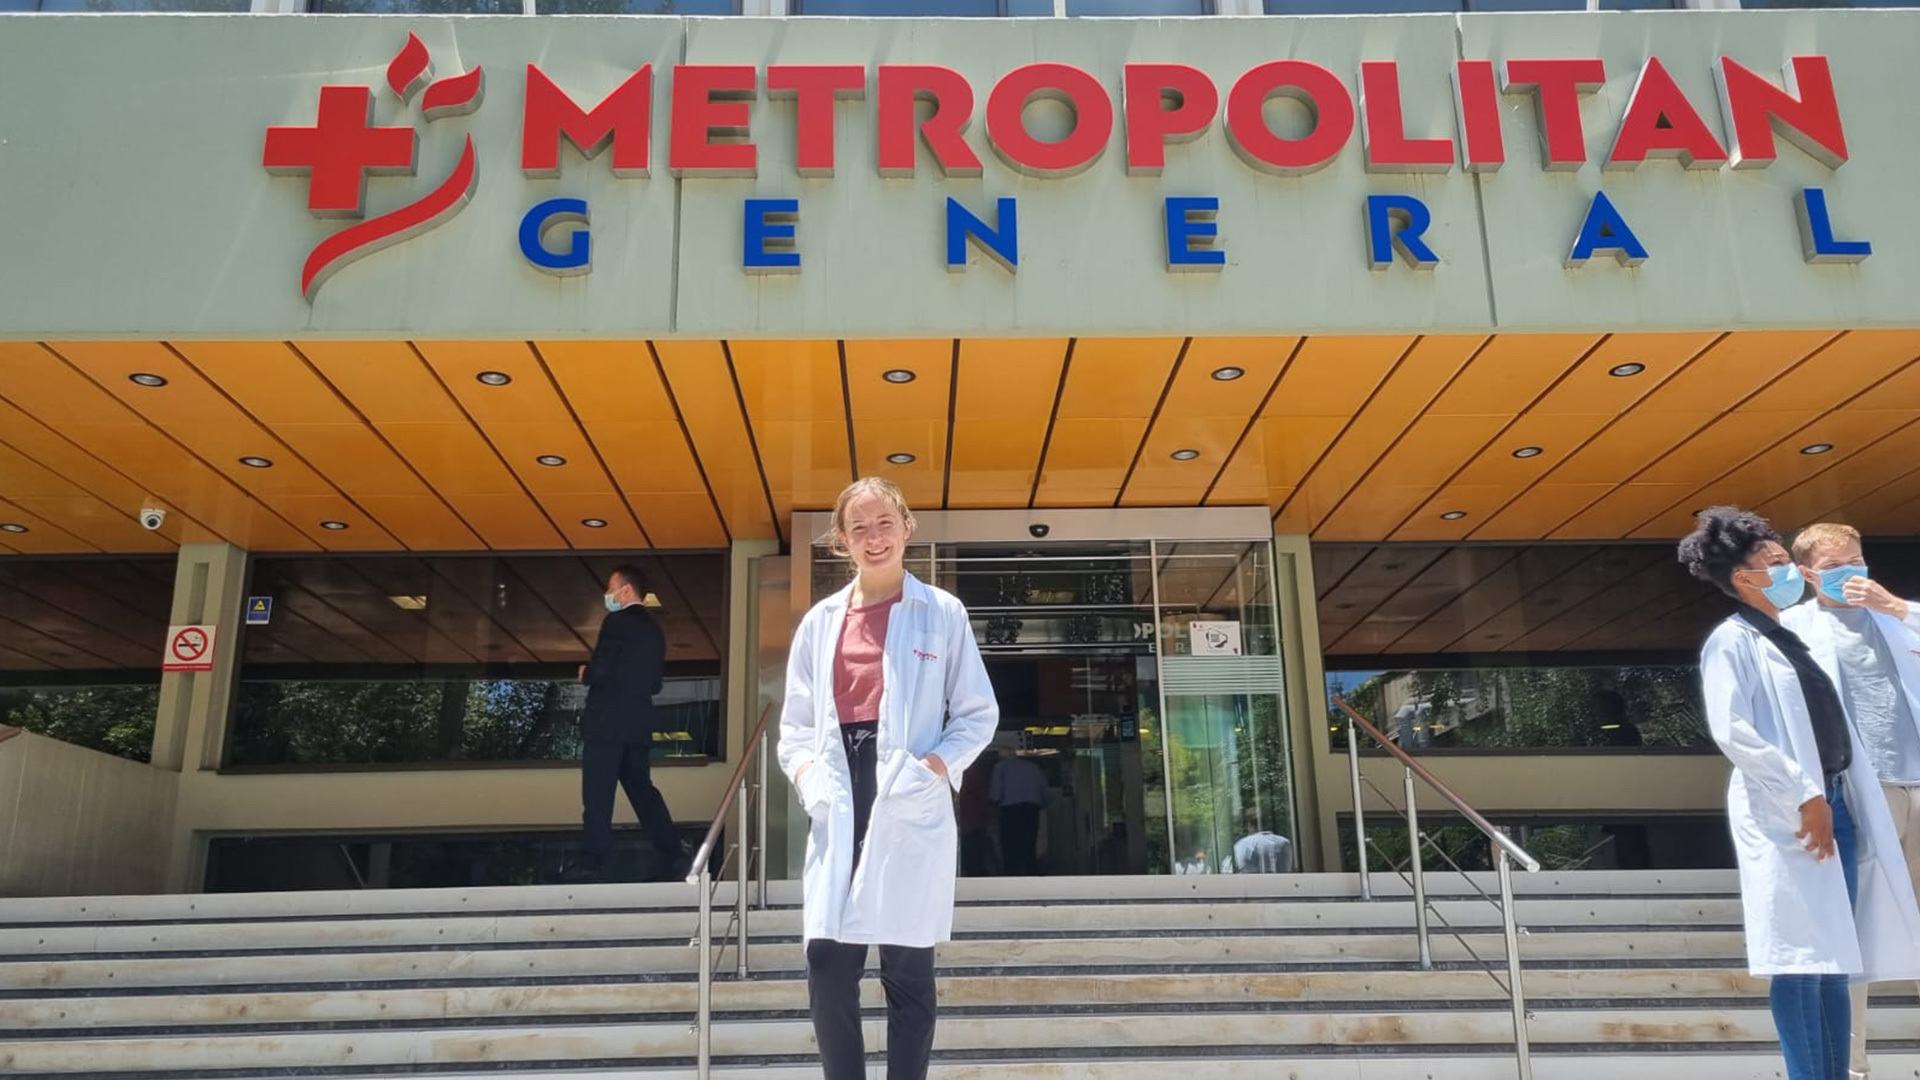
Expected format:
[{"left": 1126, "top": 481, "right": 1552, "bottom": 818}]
[{"left": 522, "top": 64, "right": 652, "bottom": 177}]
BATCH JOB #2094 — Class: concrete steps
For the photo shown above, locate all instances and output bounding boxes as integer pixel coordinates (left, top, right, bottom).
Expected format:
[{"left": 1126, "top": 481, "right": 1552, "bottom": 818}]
[{"left": 0, "top": 871, "right": 1906, "bottom": 1079}]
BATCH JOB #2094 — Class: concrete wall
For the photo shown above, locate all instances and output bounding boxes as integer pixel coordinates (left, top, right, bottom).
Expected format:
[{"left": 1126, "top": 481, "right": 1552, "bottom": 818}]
[
  {"left": 0, "top": 728, "right": 179, "bottom": 897},
  {"left": 0, "top": 10, "right": 1915, "bottom": 339}
]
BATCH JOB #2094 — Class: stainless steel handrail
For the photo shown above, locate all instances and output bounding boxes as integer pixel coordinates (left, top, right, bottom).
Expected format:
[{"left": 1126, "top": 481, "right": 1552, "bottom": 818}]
[
  {"left": 1332, "top": 694, "right": 1539, "bottom": 1080},
  {"left": 686, "top": 704, "right": 775, "bottom": 1080}
]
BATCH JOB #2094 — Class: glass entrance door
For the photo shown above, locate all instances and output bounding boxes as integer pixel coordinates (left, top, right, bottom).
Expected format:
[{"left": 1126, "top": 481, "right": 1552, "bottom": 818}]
[
  {"left": 1152, "top": 542, "right": 1296, "bottom": 876},
  {"left": 796, "top": 533, "right": 1293, "bottom": 877}
]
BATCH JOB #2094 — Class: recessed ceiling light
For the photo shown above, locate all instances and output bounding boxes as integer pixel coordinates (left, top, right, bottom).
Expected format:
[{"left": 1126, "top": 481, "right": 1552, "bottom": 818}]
[
  {"left": 1608, "top": 362, "right": 1646, "bottom": 378},
  {"left": 320, "top": 520, "right": 349, "bottom": 531},
  {"left": 238, "top": 456, "right": 274, "bottom": 469},
  {"left": 1441, "top": 510, "right": 1468, "bottom": 521},
  {"left": 1800, "top": 442, "right": 1835, "bottom": 455},
  {"left": 387, "top": 595, "right": 428, "bottom": 610},
  {"left": 1211, "top": 366, "right": 1245, "bottom": 382},
  {"left": 1171, "top": 449, "right": 1201, "bottom": 461},
  {"left": 476, "top": 371, "right": 512, "bottom": 386},
  {"left": 535, "top": 454, "right": 568, "bottom": 467},
  {"left": 886, "top": 452, "right": 917, "bottom": 465},
  {"left": 1511, "top": 446, "right": 1544, "bottom": 459},
  {"left": 883, "top": 369, "right": 916, "bottom": 384},
  {"left": 128, "top": 373, "right": 168, "bottom": 388},
  {"left": 581, "top": 518, "right": 608, "bottom": 528},
  {"left": 0, "top": 523, "right": 26, "bottom": 534}
]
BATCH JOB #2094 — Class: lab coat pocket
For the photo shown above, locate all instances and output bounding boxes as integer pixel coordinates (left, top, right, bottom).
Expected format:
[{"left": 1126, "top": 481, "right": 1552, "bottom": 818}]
[
  {"left": 889, "top": 756, "right": 952, "bottom": 827},
  {"left": 796, "top": 761, "right": 836, "bottom": 816}
]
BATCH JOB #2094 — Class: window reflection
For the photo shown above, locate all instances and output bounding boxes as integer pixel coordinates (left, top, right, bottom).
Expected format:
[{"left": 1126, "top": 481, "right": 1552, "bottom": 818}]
[
  {"left": 0, "top": 557, "right": 173, "bottom": 763},
  {"left": 2, "top": 0, "right": 247, "bottom": 9},
  {"left": 1067, "top": 0, "right": 1209, "bottom": 13},
  {"left": 536, "top": 0, "right": 736, "bottom": 12},
  {"left": 308, "top": 0, "right": 522, "bottom": 11},
  {"left": 232, "top": 552, "right": 727, "bottom": 769},
  {"left": 1330, "top": 663, "right": 1709, "bottom": 752},
  {"left": 1317, "top": 538, "right": 1920, "bottom": 753},
  {"left": 793, "top": 0, "right": 1052, "bottom": 14}
]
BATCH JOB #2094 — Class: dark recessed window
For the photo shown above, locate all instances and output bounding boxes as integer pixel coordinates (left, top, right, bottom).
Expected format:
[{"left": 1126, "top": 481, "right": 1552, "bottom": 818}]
[{"left": 230, "top": 552, "right": 728, "bottom": 770}]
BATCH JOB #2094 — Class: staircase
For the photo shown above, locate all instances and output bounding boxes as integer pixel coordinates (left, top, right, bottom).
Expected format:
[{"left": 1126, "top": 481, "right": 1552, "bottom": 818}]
[{"left": 3, "top": 871, "right": 1917, "bottom": 1079}]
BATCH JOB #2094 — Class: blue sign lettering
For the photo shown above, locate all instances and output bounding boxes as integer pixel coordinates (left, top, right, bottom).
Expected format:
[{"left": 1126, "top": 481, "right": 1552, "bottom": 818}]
[
  {"left": 946, "top": 196, "right": 1018, "bottom": 272},
  {"left": 1165, "top": 196, "right": 1225, "bottom": 271},
  {"left": 1567, "top": 191, "right": 1648, "bottom": 268},
  {"left": 518, "top": 198, "right": 591, "bottom": 275}
]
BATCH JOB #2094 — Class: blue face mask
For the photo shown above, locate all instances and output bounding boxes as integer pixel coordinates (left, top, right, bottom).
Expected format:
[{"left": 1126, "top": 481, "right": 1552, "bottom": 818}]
[
  {"left": 1818, "top": 564, "right": 1868, "bottom": 603},
  {"left": 604, "top": 592, "right": 623, "bottom": 613},
  {"left": 1756, "top": 563, "right": 1807, "bottom": 608}
]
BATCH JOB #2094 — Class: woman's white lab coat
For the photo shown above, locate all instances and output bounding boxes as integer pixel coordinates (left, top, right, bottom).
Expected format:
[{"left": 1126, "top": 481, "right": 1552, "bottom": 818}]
[
  {"left": 1700, "top": 613, "right": 1920, "bottom": 979},
  {"left": 776, "top": 572, "right": 1000, "bottom": 948}
]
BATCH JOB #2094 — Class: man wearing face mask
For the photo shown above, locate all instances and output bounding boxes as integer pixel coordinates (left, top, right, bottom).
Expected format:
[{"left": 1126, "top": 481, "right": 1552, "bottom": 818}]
[
  {"left": 1783, "top": 523, "right": 1920, "bottom": 1080},
  {"left": 569, "top": 564, "right": 686, "bottom": 884},
  {"left": 1679, "top": 508, "right": 1920, "bottom": 1080}
]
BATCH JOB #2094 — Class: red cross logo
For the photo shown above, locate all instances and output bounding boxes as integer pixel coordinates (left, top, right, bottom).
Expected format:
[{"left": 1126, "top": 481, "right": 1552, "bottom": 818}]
[
  {"left": 263, "top": 86, "right": 418, "bottom": 218},
  {"left": 261, "top": 34, "right": 483, "bottom": 301}
]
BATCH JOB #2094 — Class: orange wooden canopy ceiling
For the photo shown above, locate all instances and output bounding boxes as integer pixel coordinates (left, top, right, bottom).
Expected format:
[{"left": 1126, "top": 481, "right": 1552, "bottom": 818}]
[{"left": 0, "top": 332, "right": 1916, "bottom": 556}]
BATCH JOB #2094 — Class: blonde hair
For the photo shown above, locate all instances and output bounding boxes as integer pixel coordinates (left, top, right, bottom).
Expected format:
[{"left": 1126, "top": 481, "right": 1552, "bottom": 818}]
[
  {"left": 1791, "top": 521, "right": 1861, "bottom": 563},
  {"left": 822, "top": 477, "right": 917, "bottom": 560}
]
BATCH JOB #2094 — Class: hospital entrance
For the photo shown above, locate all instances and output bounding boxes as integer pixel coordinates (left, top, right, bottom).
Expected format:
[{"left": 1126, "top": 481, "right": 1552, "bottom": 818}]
[{"left": 794, "top": 510, "right": 1298, "bottom": 877}]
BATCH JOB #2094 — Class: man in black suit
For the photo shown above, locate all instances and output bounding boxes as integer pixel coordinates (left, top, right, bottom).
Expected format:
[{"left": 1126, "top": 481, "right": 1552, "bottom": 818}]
[{"left": 573, "top": 564, "right": 686, "bottom": 883}]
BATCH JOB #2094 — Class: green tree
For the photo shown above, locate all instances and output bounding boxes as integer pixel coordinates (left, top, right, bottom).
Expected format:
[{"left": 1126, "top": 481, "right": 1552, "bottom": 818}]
[{"left": 2, "top": 685, "right": 159, "bottom": 763}]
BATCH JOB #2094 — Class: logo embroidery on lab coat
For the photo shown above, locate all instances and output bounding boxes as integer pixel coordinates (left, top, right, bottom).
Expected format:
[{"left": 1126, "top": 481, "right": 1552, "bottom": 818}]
[{"left": 913, "top": 648, "right": 939, "bottom": 661}]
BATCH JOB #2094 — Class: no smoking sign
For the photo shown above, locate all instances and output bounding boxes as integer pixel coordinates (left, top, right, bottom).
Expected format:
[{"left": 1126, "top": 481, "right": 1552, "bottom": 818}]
[{"left": 162, "top": 624, "right": 218, "bottom": 673}]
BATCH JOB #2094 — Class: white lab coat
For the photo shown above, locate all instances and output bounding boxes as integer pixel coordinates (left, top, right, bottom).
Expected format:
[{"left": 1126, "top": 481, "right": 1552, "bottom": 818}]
[
  {"left": 1700, "top": 612, "right": 1920, "bottom": 979},
  {"left": 1780, "top": 599, "right": 1920, "bottom": 776},
  {"left": 776, "top": 572, "right": 999, "bottom": 948}
]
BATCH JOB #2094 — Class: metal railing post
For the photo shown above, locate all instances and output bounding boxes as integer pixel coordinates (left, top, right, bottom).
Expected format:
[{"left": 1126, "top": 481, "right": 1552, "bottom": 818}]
[
  {"left": 1346, "top": 716, "right": 1371, "bottom": 900},
  {"left": 694, "top": 865, "right": 713, "bottom": 1080},
  {"left": 756, "top": 727, "right": 770, "bottom": 910},
  {"left": 1404, "top": 766, "right": 1431, "bottom": 970},
  {"left": 736, "top": 778, "right": 750, "bottom": 978},
  {"left": 1499, "top": 848, "right": 1533, "bottom": 1080}
]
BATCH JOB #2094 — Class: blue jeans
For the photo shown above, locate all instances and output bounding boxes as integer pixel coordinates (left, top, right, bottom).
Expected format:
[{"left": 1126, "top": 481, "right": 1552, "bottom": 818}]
[{"left": 1770, "top": 777, "right": 1859, "bottom": 1080}]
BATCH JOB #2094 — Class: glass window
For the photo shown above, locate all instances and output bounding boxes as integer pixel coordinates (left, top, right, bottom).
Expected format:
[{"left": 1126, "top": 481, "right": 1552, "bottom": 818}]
[
  {"left": 1067, "top": 0, "right": 1208, "bottom": 13},
  {"left": 1265, "top": 0, "right": 1675, "bottom": 10},
  {"left": 309, "top": 0, "right": 522, "bottom": 12},
  {"left": 537, "top": 0, "right": 736, "bottom": 11},
  {"left": 793, "top": 0, "right": 1052, "bottom": 14},
  {"left": 1317, "top": 537, "right": 1920, "bottom": 753},
  {"left": 229, "top": 553, "right": 727, "bottom": 770},
  {"left": 1329, "top": 661, "right": 1711, "bottom": 752},
  {"left": 0, "top": 557, "right": 173, "bottom": 763},
  {"left": 1739, "top": 1, "right": 1917, "bottom": 8},
  {"left": 2, "top": 0, "right": 247, "bottom": 10},
  {"left": 1265, "top": 0, "right": 1453, "bottom": 11},
  {"left": 1470, "top": 0, "right": 1678, "bottom": 10}
]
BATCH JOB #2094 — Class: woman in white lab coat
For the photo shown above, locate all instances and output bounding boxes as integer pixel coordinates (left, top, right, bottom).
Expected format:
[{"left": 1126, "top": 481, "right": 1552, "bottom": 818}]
[
  {"left": 776, "top": 477, "right": 999, "bottom": 1080},
  {"left": 1679, "top": 507, "right": 1920, "bottom": 1080}
]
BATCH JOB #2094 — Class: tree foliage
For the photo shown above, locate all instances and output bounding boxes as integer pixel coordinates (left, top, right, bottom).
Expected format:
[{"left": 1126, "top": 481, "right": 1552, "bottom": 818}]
[{"left": 2, "top": 685, "right": 159, "bottom": 763}]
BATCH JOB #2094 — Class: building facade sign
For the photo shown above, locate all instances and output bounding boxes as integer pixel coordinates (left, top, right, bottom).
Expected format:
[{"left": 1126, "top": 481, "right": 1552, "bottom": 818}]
[
  {"left": 0, "top": 11, "right": 1915, "bottom": 337},
  {"left": 268, "top": 35, "right": 1867, "bottom": 299}
]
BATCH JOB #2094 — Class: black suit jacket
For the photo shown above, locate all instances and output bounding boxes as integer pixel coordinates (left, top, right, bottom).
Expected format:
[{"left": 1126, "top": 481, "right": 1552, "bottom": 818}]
[{"left": 581, "top": 605, "right": 666, "bottom": 743}]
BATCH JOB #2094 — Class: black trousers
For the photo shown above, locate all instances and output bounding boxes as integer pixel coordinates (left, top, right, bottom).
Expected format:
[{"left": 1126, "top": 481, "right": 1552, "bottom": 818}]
[
  {"left": 999, "top": 803, "right": 1041, "bottom": 876},
  {"left": 806, "top": 938, "right": 937, "bottom": 1080},
  {"left": 580, "top": 737, "right": 682, "bottom": 865},
  {"left": 805, "top": 721, "right": 937, "bottom": 1080}
]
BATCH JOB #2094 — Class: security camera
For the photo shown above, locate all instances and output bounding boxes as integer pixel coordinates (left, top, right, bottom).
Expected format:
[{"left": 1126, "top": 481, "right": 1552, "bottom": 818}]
[
  {"left": 1028, "top": 522, "right": 1050, "bottom": 539},
  {"left": 138, "top": 507, "right": 167, "bottom": 531}
]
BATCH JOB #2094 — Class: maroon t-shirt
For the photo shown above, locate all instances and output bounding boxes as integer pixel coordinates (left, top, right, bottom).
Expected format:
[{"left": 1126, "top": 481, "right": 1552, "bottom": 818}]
[{"left": 833, "top": 594, "right": 899, "bottom": 725}]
